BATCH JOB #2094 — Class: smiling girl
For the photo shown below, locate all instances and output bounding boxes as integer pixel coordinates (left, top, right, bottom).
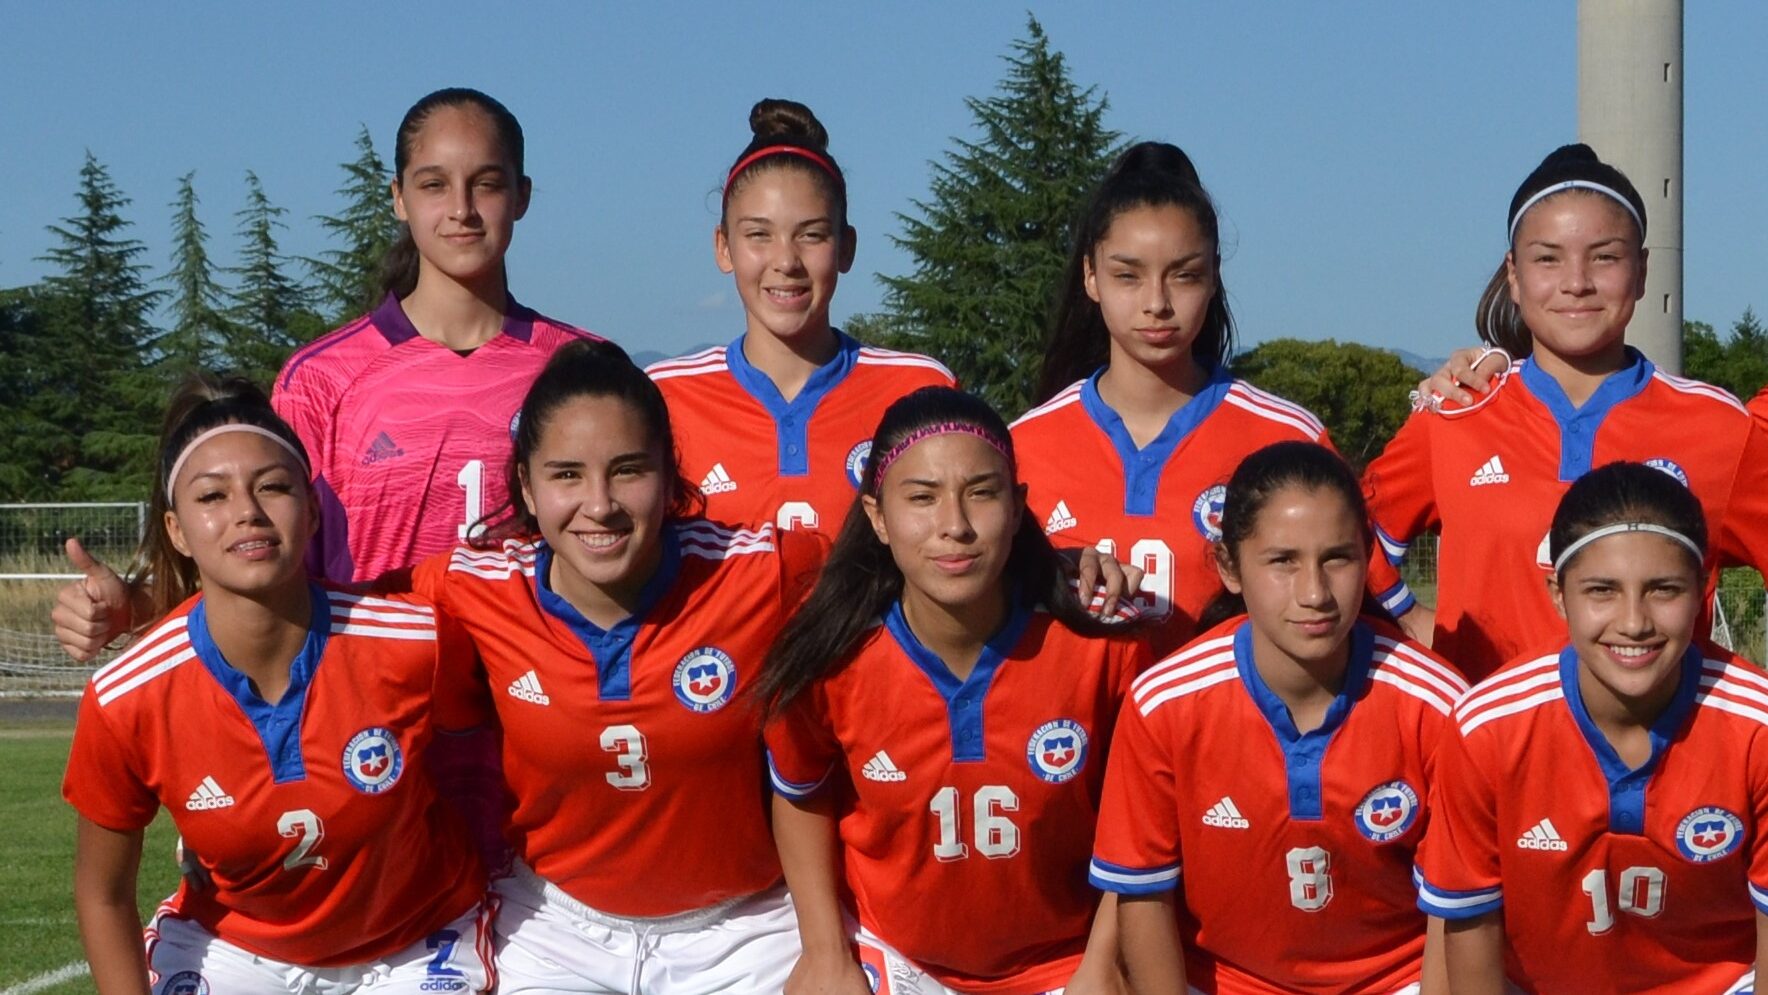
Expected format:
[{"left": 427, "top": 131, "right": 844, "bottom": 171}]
[
  {"left": 1361, "top": 144, "right": 1768, "bottom": 679},
  {"left": 1417, "top": 461, "right": 1768, "bottom": 994},
  {"left": 648, "top": 99, "right": 955, "bottom": 535},
  {"left": 762, "top": 386, "right": 1150, "bottom": 994},
  {"left": 1014, "top": 142, "right": 1334, "bottom": 657},
  {"left": 1092, "top": 441, "right": 1463, "bottom": 995}
]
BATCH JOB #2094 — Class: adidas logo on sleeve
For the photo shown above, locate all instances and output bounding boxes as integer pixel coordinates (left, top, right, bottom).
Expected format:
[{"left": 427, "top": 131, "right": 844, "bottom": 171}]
[
  {"left": 185, "top": 775, "right": 235, "bottom": 811},
  {"left": 699, "top": 463, "right": 738, "bottom": 495},
  {"left": 508, "top": 670, "right": 551, "bottom": 706},
  {"left": 1202, "top": 796, "right": 1250, "bottom": 829},
  {"left": 861, "top": 751, "right": 908, "bottom": 782},
  {"left": 1517, "top": 818, "right": 1568, "bottom": 851},
  {"left": 1469, "top": 455, "right": 1510, "bottom": 486},
  {"left": 1043, "top": 501, "right": 1078, "bottom": 535}
]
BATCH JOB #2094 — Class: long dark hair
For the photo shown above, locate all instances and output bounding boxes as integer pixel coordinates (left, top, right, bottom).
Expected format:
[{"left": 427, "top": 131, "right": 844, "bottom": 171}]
[
  {"left": 475, "top": 339, "right": 702, "bottom": 544},
  {"left": 1548, "top": 462, "right": 1706, "bottom": 579},
  {"left": 378, "top": 87, "right": 527, "bottom": 301},
  {"left": 133, "top": 375, "right": 312, "bottom": 623},
  {"left": 757, "top": 386, "right": 1130, "bottom": 719},
  {"left": 1037, "top": 141, "right": 1235, "bottom": 403},
  {"left": 1197, "top": 441, "right": 1386, "bottom": 630}
]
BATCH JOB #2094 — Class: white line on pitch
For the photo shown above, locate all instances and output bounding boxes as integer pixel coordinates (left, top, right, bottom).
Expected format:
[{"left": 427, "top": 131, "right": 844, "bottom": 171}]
[{"left": 0, "top": 961, "right": 90, "bottom": 995}]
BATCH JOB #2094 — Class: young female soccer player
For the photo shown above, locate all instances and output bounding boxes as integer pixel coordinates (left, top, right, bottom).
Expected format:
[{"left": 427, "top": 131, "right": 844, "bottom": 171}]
[
  {"left": 762, "top": 386, "right": 1151, "bottom": 994},
  {"left": 63, "top": 377, "right": 492, "bottom": 994},
  {"left": 52, "top": 87, "right": 596, "bottom": 644},
  {"left": 1417, "top": 461, "right": 1767, "bottom": 994},
  {"left": 1092, "top": 441, "right": 1465, "bottom": 995},
  {"left": 647, "top": 98, "right": 955, "bottom": 534},
  {"left": 406, "top": 338, "right": 826, "bottom": 993},
  {"left": 1361, "top": 144, "right": 1768, "bottom": 679},
  {"left": 1014, "top": 141, "right": 1334, "bottom": 657}
]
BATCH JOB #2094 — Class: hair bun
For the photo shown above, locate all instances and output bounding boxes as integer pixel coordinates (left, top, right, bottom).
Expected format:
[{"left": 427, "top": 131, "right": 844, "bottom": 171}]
[{"left": 749, "top": 98, "right": 829, "bottom": 151}]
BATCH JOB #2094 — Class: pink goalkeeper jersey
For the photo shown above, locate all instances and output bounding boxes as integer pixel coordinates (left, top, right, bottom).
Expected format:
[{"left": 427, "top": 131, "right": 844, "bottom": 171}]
[{"left": 274, "top": 293, "right": 597, "bottom": 581}]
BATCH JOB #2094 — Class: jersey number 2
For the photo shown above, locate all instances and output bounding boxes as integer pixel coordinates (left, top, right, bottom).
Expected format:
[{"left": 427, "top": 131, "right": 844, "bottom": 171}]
[
  {"left": 278, "top": 809, "right": 328, "bottom": 871},
  {"left": 930, "top": 786, "right": 1020, "bottom": 861}
]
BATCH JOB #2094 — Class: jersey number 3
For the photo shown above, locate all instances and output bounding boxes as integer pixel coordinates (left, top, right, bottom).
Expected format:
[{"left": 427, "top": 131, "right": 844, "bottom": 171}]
[{"left": 600, "top": 725, "right": 651, "bottom": 791}]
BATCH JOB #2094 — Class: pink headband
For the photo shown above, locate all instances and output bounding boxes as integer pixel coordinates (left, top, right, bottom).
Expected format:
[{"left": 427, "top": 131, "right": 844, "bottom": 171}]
[
  {"left": 723, "top": 145, "right": 840, "bottom": 202},
  {"left": 870, "top": 423, "right": 1014, "bottom": 487}
]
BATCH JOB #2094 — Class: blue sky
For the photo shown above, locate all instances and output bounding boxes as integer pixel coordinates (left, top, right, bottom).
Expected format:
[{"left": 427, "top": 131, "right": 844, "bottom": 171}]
[{"left": 3, "top": 2, "right": 1763, "bottom": 365}]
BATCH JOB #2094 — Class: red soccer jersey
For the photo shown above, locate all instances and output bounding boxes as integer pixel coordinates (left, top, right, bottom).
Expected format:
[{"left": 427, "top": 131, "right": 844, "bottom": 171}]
[
  {"left": 1362, "top": 351, "right": 1768, "bottom": 681},
  {"left": 1417, "top": 647, "right": 1768, "bottom": 993},
  {"left": 1090, "top": 617, "right": 1467, "bottom": 995},
  {"left": 62, "top": 587, "right": 484, "bottom": 967},
  {"left": 648, "top": 332, "right": 955, "bottom": 535},
  {"left": 412, "top": 520, "right": 824, "bottom": 917},
  {"left": 1012, "top": 371, "right": 1333, "bottom": 657},
  {"left": 275, "top": 293, "right": 597, "bottom": 581},
  {"left": 766, "top": 600, "right": 1151, "bottom": 994}
]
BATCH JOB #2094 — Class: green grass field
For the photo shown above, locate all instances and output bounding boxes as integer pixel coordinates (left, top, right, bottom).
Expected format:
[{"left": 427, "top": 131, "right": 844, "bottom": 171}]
[{"left": 0, "top": 721, "right": 179, "bottom": 995}]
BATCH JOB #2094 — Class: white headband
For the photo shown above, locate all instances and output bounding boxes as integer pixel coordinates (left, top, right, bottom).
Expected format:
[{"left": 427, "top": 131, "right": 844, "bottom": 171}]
[
  {"left": 165, "top": 424, "right": 309, "bottom": 494},
  {"left": 1552, "top": 522, "right": 1703, "bottom": 576},
  {"left": 1509, "top": 180, "right": 1644, "bottom": 244}
]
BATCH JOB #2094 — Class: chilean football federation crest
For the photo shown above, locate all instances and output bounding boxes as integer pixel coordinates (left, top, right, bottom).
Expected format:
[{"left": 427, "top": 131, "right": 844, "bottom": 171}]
[
  {"left": 1646, "top": 457, "right": 1690, "bottom": 487},
  {"left": 1676, "top": 806, "right": 1744, "bottom": 863},
  {"left": 673, "top": 646, "right": 737, "bottom": 713},
  {"left": 1026, "top": 719, "right": 1089, "bottom": 784},
  {"left": 164, "top": 972, "right": 209, "bottom": 995},
  {"left": 1354, "top": 780, "right": 1420, "bottom": 843},
  {"left": 1192, "top": 485, "right": 1227, "bottom": 541},
  {"left": 342, "top": 727, "right": 404, "bottom": 794},
  {"left": 846, "top": 440, "right": 873, "bottom": 490}
]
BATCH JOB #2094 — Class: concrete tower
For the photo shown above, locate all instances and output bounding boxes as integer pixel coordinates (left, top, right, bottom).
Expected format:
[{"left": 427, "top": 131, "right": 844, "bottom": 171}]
[{"left": 1579, "top": 0, "right": 1683, "bottom": 373}]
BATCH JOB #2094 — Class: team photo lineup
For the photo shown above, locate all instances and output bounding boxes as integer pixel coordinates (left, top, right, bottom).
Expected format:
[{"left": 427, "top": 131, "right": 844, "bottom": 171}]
[{"left": 33, "top": 72, "right": 1768, "bottom": 995}]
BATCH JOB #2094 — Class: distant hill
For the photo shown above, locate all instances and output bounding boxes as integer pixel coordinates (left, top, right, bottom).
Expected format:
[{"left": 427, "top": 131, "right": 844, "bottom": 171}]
[
  {"left": 1386, "top": 348, "right": 1442, "bottom": 376},
  {"left": 631, "top": 344, "right": 718, "bottom": 368}
]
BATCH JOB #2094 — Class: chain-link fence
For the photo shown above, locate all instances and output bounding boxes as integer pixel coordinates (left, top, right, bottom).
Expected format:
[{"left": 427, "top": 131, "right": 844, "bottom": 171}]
[{"left": 0, "top": 504, "right": 143, "bottom": 696}]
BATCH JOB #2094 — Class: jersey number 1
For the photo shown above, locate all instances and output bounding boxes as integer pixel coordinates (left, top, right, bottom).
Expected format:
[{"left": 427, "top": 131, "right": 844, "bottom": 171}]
[{"left": 457, "top": 460, "right": 486, "bottom": 542}]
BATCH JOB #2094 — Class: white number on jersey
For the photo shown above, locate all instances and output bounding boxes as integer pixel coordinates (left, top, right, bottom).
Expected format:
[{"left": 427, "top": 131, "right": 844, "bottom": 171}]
[
  {"left": 929, "top": 785, "right": 1022, "bottom": 862},
  {"left": 1582, "top": 866, "right": 1666, "bottom": 934},
  {"left": 278, "top": 809, "right": 329, "bottom": 871},
  {"left": 1093, "top": 538, "right": 1175, "bottom": 621},
  {"left": 600, "top": 725, "right": 651, "bottom": 790},
  {"left": 457, "top": 459, "right": 486, "bottom": 542},
  {"left": 1285, "top": 846, "right": 1333, "bottom": 911},
  {"left": 776, "top": 501, "right": 819, "bottom": 531}
]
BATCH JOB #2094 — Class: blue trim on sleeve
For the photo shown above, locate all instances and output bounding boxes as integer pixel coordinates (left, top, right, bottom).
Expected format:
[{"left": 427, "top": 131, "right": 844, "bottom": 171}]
[
  {"left": 1088, "top": 857, "right": 1181, "bottom": 894},
  {"left": 1077, "top": 366, "right": 1234, "bottom": 517},
  {"left": 1233, "top": 620, "right": 1374, "bottom": 821},
  {"left": 1751, "top": 882, "right": 1768, "bottom": 915},
  {"left": 1376, "top": 581, "right": 1417, "bottom": 616},
  {"left": 884, "top": 596, "right": 1033, "bottom": 763},
  {"left": 1415, "top": 872, "right": 1504, "bottom": 920},
  {"left": 766, "top": 750, "right": 831, "bottom": 799},
  {"left": 722, "top": 331, "right": 860, "bottom": 477},
  {"left": 1559, "top": 643, "right": 1701, "bottom": 835},
  {"left": 533, "top": 530, "right": 682, "bottom": 701},
  {"left": 189, "top": 584, "right": 331, "bottom": 784},
  {"left": 1374, "top": 524, "right": 1410, "bottom": 565},
  {"left": 1515, "top": 349, "right": 1653, "bottom": 480}
]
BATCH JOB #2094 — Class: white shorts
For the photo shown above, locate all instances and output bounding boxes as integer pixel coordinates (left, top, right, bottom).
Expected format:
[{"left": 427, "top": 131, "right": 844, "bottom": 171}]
[
  {"left": 146, "top": 899, "right": 495, "bottom": 994},
  {"left": 492, "top": 862, "right": 799, "bottom": 994},
  {"left": 854, "top": 924, "right": 1066, "bottom": 995},
  {"left": 1184, "top": 986, "right": 1418, "bottom": 995}
]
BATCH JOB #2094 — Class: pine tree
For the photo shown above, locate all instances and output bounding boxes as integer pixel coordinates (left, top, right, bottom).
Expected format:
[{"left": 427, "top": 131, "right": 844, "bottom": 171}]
[
  {"left": 35, "top": 152, "right": 165, "bottom": 498},
  {"left": 875, "top": 16, "right": 1122, "bottom": 415},
  {"left": 309, "top": 126, "right": 400, "bottom": 322},
  {"left": 160, "top": 172, "right": 230, "bottom": 376},
  {"left": 226, "top": 171, "right": 316, "bottom": 386}
]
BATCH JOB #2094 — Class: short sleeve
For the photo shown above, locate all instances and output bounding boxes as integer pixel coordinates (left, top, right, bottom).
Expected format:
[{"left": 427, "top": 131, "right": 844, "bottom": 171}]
[
  {"left": 1415, "top": 722, "right": 1503, "bottom": 919},
  {"left": 1747, "top": 728, "right": 1768, "bottom": 913},
  {"left": 1715, "top": 421, "right": 1768, "bottom": 574},
  {"left": 271, "top": 362, "right": 343, "bottom": 580},
  {"left": 1089, "top": 695, "right": 1183, "bottom": 894},
  {"left": 429, "top": 603, "right": 492, "bottom": 733},
  {"left": 62, "top": 687, "right": 160, "bottom": 832},
  {"left": 1362, "top": 413, "right": 1441, "bottom": 616},
  {"left": 763, "top": 684, "right": 843, "bottom": 801}
]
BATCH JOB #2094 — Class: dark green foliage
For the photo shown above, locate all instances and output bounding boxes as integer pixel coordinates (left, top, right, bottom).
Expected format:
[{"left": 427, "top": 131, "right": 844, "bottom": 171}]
[
  {"left": 160, "top": 172, "right": 231, "bottom": 377},
  {"left": 308, "top": 126, "right": 400, "bottom": 323},
  {"left": 1683, "top": 310, "right": 1768, "bottom": 402},
  {"left": 1229, "top": 338, "right": 1423, "bottom": 472},
  {"left": 226, "top": 171, "right": 320, "bottom": 387},
  {"left": 875, "top": 16, "right": 1122, "bottom": 415}
]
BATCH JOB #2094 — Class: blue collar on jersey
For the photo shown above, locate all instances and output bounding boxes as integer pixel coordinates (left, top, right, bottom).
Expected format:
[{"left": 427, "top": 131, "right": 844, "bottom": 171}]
[
  {"left": 1233, "top": 618, "right": 1375, "bottom": 821},
  {"left": 188, "top": 583, "right": 331, "bottom": 784},
  {"left": 1516, "top": 347, "right": 1653, "bottom": 480},
  {"left": 723, "top": 330, "right": 861, "bottom": 477},
  {"left": 1079, "top": 365, "right": 1235, "bottom": 517},
  {"left": 1557, "top": 641, "right": 1702, "bottom": 835},
  {"left": 884, "top": 593, "right": 1034, "bottom": 763},
  {"left": 533, "top": 527, "right": 682, "bottom": 701},
  {"left": 371, "top": 292, "right": 538, "bottom": 346}
]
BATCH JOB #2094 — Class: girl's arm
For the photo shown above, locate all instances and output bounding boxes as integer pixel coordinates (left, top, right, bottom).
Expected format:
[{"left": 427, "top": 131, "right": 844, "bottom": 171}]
[
  {"left": 73, "top": 816, "right": 151, "bottom": 995},
  {"left": 1755, "top": 909, "right": 1768, "bottom": 989},
  {"left": 1419, "top": 915, "right": 1448, "bottom": 995},
  {"left": 1066, "top": 891, "right": 1129, "bottom": 994},
  {"left": 771, "top": 791, "right": 869, "bottom": 995},
  {"left": 1442, "top": 913, "right": 1505, "bottom": 995},
  {"left": 1117, "top": 892, "right": 1186, "bottom": 995}
]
